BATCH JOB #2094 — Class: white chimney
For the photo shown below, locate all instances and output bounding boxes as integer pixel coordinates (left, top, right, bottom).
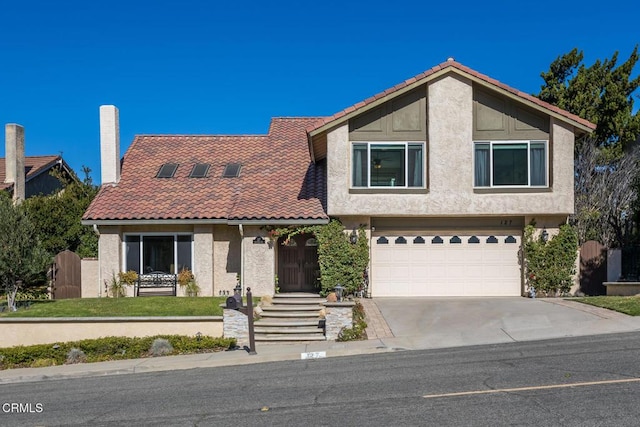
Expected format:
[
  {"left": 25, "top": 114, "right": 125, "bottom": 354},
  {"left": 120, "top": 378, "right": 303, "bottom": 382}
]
[
  {"left": 99, "top": 105, "right": 121, "bottom": 185},
  {"left": 5, "top": 124, "right": 25, "bottom": 202}
]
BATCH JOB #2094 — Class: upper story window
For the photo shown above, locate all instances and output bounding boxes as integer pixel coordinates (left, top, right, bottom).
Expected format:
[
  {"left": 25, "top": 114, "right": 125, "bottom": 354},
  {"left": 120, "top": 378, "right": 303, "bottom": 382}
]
[
  {"left": 474, "top": 141, "right": 547, "bottom": 188},
  {"left": 352, "top": 142, "right": 424, "bottom": 188}
]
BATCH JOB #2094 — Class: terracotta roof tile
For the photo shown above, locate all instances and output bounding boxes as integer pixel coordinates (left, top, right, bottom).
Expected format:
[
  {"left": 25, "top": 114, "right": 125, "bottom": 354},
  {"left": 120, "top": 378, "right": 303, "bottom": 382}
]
[
  {"left": 306, "top": 59, "right": 596, "bottom": 134},
  {"left": 83, "top": 118, "right": 328, "bottom": 222},
  {"left": 0, "top": 155, "right": 62, "bottom": 191}
]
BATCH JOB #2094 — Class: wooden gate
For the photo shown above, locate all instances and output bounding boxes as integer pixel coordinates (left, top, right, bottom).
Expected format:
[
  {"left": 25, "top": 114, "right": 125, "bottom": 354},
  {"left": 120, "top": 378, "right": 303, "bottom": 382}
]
[
  {"left": 580, "top": 240, "right": 607, "bottom": 296},
  {"left": 52, "top": 250, "right": 81, "bottom": 299}
]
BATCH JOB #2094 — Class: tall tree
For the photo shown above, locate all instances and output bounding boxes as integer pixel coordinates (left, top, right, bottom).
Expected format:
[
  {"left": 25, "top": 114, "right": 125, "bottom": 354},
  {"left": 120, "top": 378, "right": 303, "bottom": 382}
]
[
  {"left": 23, "top": 166, "right": 99, "bottom": 258},
  {"left": 538, "top": 46, "right": 640, "bottom": 157},
  {"left": 0, "top": 194, "right": 49, "bottom": 311},
  {"left": 574, "top": 139, "right": 639, "bottom": 247},
  {"left": 539, "top": 47, "right": 640, "bottom": 246}
]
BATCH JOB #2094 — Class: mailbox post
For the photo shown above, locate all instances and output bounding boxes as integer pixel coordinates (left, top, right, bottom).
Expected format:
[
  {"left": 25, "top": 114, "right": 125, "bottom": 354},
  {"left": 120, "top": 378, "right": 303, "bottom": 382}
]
[{"left": 246, "top": 287, "right": 257, "bottom": 355}]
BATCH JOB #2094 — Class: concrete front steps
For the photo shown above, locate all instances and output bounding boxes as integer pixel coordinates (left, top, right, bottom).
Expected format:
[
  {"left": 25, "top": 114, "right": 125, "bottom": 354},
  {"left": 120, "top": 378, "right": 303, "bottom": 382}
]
[{"left": 254, "top": 293, "right": 326, "bottom": 342}]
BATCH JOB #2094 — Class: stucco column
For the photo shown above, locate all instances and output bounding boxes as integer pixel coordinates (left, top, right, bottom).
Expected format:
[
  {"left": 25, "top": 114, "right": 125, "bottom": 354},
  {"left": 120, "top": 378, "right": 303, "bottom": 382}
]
[
  {"left": 194, "top": 225, "right": 214, "bottom": 296},
  {"left": 98, "top": 226, "right": 122, "bottom": 297}
]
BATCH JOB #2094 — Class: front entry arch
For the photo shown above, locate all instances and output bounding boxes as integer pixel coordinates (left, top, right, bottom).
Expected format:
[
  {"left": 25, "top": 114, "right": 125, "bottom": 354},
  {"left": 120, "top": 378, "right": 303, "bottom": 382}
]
[{"left": 277, "top": 234, "right": 319, "bottom": 293}]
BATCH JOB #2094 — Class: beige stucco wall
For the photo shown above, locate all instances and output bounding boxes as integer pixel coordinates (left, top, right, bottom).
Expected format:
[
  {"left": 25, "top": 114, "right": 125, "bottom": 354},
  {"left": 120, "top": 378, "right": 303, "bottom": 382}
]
[
  {"left": 194, "top": 225, "right": 214, "bottom": 296},
  {"left": 97, "top": 224, "right": 216, "bottom": 297},
  {"left": 98, "top": 226, "right": 123, "bottom": 297},
  {"left": 213, "top": 225, "right": 241, "bottom": 296},
  {"left": 242, "top": 226, "right": 275, "bottom": 297},
  {"left": 80, "top": 258, "right": 99, "bottom": 298},
  {"left": 0, "top": 318, "right": 222, "bottom": 347},
  {"left": 327, "top": 74, "right": 576, "bottom": 217},
  {"left": 95, "top": 224, "right": 278, "bottom": 298}
]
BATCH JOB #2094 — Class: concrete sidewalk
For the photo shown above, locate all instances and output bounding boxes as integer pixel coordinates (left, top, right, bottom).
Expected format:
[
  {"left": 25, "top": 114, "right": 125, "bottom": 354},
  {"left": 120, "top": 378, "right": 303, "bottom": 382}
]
[{"left": 2, "top": 297, "right": 640, "bottom": 384}]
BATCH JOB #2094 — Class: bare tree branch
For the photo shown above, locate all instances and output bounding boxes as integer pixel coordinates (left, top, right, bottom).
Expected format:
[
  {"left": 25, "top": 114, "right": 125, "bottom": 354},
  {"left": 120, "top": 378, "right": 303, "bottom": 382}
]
[{"left": 572, "top": 138, "right": 639, "bottom": 247}]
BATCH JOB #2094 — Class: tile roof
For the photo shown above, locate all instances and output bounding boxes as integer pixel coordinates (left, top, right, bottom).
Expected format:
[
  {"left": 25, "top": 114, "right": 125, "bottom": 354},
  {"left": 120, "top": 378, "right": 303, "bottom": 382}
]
[
  {"left": 83, "top": 118, "right": 328, "bottom": 222},
  {"left": 84, "top": 60, "right": 597, "bottom": 224},
  {"left": 0, "top": 155, "right": 63, "bottom": 191},
  {"left": 307, "top": 59, "right": 597, "bottom": 134}
]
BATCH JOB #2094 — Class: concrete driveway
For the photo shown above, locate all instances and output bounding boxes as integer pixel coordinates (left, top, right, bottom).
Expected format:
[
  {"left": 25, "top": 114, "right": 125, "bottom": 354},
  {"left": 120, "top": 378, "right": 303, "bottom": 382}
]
[{"left": 367, "top": 297, "right": 640, "bottom": 351}]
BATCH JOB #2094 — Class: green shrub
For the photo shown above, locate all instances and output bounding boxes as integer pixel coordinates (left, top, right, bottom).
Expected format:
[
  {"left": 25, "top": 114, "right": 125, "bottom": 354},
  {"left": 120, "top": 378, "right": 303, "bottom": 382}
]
[
  {"left": 524, "top": 223, "right": 578, "bottom": 296},
  {"left": 183, "top": 281, "right": 201, "bottom": 297},
  {"left": 106, "top": 273, "right": 126, "bottom": 298},
  {"left": 266, "top": 220, "right": 370, "bottom": 296},
  {"left": 31, "top": 358, "right": 57, "bottom": 368},
  {"left": 15, "top": 286, "right": 49, "bottom": 301},
  {"left": 0, "top": 335, "right": 236, "bottom": 370}
]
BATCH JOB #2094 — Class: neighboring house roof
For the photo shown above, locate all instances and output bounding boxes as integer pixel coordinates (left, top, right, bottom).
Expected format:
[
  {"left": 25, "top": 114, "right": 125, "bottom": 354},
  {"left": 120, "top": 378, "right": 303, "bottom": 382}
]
[
  {"left": 82, "top": 117, "right": 328, "bottom": 224},
  {"left": 307, "top": 59, "right": 597, "bottom": 137},
  {"left": 0, "top": 155, "right": 71, "bottom": 192}
]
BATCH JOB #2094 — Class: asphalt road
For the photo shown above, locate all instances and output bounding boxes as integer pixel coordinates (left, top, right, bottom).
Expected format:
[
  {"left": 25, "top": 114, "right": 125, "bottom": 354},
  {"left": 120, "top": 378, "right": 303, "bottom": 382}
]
[{"left": 3, "top": 332, "right": 640, "bottom": 426}]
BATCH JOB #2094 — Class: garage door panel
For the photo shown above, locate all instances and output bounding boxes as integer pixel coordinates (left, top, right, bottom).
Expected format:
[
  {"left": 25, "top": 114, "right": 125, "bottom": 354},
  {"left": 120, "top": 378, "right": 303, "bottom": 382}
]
[{"left": 372, "top": 232, "right": 522, "bottom": 297}]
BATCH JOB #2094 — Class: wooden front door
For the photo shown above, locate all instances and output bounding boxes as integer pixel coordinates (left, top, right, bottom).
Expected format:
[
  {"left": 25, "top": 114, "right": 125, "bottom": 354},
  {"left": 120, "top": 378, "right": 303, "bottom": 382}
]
[{"left": 278, "top": 234, "right": 319, "bottom": 293}]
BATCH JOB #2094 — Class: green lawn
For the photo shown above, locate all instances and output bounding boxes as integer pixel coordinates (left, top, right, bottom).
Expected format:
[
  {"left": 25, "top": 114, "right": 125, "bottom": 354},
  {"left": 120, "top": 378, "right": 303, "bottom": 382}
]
[
  {"left": 572, "top": 296, "right": 640, "bottom": 316},
  {"left": 0, "top": 297, "right": 232, "bottom": 317}
]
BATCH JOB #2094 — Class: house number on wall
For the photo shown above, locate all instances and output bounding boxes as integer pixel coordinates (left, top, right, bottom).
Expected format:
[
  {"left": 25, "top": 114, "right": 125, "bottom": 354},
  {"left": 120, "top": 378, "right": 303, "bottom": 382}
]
[{"left": 500, "top": 220, "right": 513, "bottom": 226}]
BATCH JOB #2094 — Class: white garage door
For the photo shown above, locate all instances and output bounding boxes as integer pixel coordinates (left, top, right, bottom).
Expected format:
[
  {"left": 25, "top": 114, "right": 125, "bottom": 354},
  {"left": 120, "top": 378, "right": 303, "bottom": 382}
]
[{"left": 371, "top": 233, "right": 522, "bottom": 297}]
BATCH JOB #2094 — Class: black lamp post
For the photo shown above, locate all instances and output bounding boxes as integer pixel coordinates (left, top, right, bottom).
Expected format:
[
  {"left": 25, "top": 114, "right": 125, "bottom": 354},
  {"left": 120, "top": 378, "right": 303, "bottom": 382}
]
[{"left": 334, "top": 284, "right": 344, "bottom": 302}]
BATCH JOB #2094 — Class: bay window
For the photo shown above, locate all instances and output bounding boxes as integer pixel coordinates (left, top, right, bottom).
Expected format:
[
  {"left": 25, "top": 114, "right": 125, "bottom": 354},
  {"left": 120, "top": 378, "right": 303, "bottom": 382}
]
[
  {"left": 124, "top": 234, "right": 193, "bottom": 274},
  {"left": 352, "top": 142, "right": 425, "bottom": 188},
  {"left": 474, "top": 141, "right": 547, "bottom": 187}
]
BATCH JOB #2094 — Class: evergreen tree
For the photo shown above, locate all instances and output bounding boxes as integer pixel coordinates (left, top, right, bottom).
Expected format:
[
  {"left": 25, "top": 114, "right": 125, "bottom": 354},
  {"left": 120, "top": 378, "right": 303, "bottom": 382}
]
[
  {"left": 0, "top": 194, "right": 49, "bottom": 311},
  {"left": 23, "top": 166, "right": 99, "bottom": 258},
  {"left": 538, "top": 47, "right": 640, "bottom": 246},
  {"left": 538, "top": 46, "right": 640, "bottom": 157}
]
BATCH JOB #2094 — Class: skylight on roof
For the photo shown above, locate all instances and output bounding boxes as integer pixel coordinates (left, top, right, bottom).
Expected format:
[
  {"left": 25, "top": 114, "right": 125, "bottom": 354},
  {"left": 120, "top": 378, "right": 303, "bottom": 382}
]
[
  {"left": 190, "top": 163, "right": 210, "bottom": 178},
  {"left": 222, "top": 163, "right": 241, "bottom": 178},
  {"left": 157, "top": 163, "right": 178, "bottom": 178}
]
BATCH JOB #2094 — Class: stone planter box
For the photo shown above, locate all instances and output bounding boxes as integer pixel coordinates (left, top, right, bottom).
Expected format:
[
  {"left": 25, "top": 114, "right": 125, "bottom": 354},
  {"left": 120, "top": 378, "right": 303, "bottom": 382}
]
[{"left": 322, "top": 301, "right": 355, "bottom": 341}]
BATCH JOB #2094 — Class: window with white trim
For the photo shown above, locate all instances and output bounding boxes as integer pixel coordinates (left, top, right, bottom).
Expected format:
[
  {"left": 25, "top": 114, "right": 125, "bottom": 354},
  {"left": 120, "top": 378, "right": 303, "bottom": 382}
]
[
  {"left": 352, "top": 142, "right": 425, "bottom": 188},
  {"left": 474, "top": 140, "right": 547, "bottom": 187},
  {"left": 124, "top": 234, "right": 193, "bottom": 274}
]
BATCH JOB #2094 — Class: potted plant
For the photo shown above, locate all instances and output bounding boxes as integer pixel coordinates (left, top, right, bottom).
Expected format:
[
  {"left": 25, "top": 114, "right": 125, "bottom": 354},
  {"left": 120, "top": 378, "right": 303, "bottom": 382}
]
[{"left": 177, "top": 268, "right": 200, "bottom": 297}]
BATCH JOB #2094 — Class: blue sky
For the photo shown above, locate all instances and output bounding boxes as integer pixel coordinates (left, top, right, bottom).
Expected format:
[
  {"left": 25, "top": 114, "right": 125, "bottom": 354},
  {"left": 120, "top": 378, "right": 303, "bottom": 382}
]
[{"left": 1, "top": 0, "right": 638, "bottom": 184}]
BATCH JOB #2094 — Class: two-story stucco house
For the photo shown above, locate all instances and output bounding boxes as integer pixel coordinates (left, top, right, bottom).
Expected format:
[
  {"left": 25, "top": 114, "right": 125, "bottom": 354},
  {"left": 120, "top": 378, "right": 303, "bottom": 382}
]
[{"left": 82, "top": 59, "right": 595, "bottom": 298}]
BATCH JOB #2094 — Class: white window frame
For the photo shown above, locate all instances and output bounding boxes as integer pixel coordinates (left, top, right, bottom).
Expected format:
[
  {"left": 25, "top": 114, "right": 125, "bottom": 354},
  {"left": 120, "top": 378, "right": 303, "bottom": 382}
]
[
  {"left": 473, "top": 140, "right": 548, "bottom": 188},
  {"left": 122, "top": 232, "right": 194, "bottom": 274},
  {"left": 351, "top": 141, "right": 426, "bottom": 189}
]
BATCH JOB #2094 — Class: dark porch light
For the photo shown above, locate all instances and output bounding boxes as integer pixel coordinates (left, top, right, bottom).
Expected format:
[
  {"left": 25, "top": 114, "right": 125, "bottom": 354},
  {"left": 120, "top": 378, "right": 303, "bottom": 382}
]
[
  {"left": 334, "top": 284, "right": 344, "bottom": 302},
  {"left": 349, "top": 228, "right": 358, "bottom": 244},
  {"left": 541, "top": 228, "right": 549, "bottom": 243}
]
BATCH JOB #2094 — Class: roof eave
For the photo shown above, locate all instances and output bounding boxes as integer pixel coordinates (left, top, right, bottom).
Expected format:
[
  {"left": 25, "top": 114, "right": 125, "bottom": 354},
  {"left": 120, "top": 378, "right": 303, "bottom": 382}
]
[
  {"left": 309, "top": 64, "right": 595, "bottom": 138},
  {"left": 82, "top": 218, "right": 329, "bottom": 227},
  {"left": 27, "top": 157, "right": 80, "bottom": 184}
]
